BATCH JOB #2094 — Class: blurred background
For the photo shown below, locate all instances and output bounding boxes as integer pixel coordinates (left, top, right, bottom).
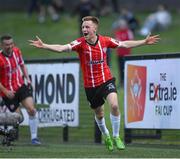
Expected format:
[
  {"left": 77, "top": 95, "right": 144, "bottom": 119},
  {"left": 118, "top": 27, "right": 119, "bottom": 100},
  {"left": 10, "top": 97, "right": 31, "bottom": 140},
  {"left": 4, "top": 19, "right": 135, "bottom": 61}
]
[
  {"left": 1, "top": 0, "right": 180, "bottom": 157},
  {"left": 1, "top": 0, "right": 180, "bottom": 11}
]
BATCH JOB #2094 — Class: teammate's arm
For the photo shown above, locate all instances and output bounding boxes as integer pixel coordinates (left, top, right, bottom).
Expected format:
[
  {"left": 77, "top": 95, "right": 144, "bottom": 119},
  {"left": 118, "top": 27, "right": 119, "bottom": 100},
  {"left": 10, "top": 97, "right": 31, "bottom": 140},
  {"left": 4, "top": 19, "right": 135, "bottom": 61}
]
[
  {"left": 20, "top": 64, "right": 31, "bottom": 84},
  {"left": 0, "top": 82, "right": 15, "bottom": 99},
  {"left": 119, "top": 34, "right": 160, "bottom": 48},
  {"left": 0, "top": 82, "right": 7, "bottom": 95},
  {"left": 29, "top": 36, "right": 70, "bottom": 53}
]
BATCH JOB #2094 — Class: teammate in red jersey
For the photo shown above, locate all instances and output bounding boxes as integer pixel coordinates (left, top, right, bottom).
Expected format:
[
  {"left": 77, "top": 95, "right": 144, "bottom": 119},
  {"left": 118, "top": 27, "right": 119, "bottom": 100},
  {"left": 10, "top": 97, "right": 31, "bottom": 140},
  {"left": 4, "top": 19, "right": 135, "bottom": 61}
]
[
  {"left": 29, "top": 16, "right": 160, "bottom": 151},
  {"left": 0, "top": 35, "right": 41, "bottom": 145},
  {"left": 113, "top": 19, "right": 134, "bottom": 86}
]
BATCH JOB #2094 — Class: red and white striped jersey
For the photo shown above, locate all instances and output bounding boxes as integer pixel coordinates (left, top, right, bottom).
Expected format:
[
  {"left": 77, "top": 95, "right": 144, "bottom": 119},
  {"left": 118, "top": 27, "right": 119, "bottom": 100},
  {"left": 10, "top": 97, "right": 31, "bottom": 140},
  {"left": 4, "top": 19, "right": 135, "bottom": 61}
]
[
  {"left": 0, "top": 47, "right": 24, "bottom": 97},
  {"left": 69, "top": 35, "right": 121, "bottom": 88}
]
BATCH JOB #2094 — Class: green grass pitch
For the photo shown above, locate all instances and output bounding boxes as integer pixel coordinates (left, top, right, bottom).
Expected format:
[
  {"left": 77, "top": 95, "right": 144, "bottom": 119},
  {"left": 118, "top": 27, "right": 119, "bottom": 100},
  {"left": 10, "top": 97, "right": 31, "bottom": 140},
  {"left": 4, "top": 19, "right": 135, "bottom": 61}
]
[{"left": 1, "top": 11, "right": 180, "bottom": 158}]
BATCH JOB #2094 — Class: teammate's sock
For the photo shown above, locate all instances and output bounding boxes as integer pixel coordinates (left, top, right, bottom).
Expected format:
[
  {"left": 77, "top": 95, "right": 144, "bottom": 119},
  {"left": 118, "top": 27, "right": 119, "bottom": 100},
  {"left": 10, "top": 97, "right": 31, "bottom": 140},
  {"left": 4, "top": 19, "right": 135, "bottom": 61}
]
[
  {"left": 95, "top": 116, "right": 109, "bottom": 136},
  {"left": 110, "top": 113, "right": 120, "bottom": 137},
  {"left": 29, "top": 113, "right": 38, "bottom": 140}
]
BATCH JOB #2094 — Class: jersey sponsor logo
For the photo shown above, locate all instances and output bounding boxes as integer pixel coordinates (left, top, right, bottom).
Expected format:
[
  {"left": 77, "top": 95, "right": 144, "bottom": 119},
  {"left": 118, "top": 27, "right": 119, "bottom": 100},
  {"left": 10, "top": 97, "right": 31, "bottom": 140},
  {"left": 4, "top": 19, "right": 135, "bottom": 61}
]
[
  {"left": 7, "top": 66, "right": 19, "bottom": 75},
  {"left": 3, "top": 65, "right": 19, "bottom": 75},
  {"left": 88, "top": 59, "right": 104, "bottom": 65},
  {"left": 70, "top": 40, "right": 81, "bottom": 47}
]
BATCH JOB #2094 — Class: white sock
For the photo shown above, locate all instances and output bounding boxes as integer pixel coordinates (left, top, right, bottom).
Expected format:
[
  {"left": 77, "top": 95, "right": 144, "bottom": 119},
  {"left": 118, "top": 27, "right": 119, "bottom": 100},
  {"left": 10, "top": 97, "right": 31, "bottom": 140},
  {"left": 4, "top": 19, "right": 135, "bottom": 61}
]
[
  {"left": 110, "top": 113, "right": 120, "bottom": 137},
  {"left": 95, "top": 116, "right": 109, "bottom": 136},
  {"left": 29, "top": 112, "right": 38, "bottom": 140}
]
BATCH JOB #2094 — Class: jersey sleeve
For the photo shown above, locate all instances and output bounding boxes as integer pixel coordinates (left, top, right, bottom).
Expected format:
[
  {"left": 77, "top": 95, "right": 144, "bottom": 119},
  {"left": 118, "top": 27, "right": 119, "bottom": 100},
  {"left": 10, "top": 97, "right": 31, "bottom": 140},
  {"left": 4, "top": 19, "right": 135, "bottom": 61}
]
[
  {"left": 105, "top": 36, "right": 122, "bottom": 48},
  {"left": 0, "top": 56, "right": 3, "bottom": 67},
  {"left": 68, "top": 38, "right": 82, "bottom": 52}
]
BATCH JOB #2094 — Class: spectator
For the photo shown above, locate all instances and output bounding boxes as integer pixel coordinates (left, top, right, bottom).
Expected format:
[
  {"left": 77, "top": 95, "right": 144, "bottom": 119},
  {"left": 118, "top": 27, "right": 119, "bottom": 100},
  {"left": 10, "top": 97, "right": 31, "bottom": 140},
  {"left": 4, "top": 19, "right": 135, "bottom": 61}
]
[
  {"left": 52, "top": 0, "right": 64, "bottom": 12},
  {"left": 73, "top": 0, "right": 98, "bottom": 36},
  {"left": 111, "top": 0, "right": 119, "bottom": 14},
  {"left": 115, "top": 8, "right": 139, "bottom": 34},
  {"left": 38, "top": 0, "right": 60, "bottom": 23},
  {"left": 139, "top": 4, "right": 172, "bottom": 36},
  {"left": 98, "top": 0, "right": 119, "bottom": 16},
  {"left": 98, "top": 0, "right": 112, "bottom": 16},
  {"left": 27, "top": 0, "right": 39, "bottom": 17},
  {"left": 113, "top": 19, "right": 134, "bottom": 86}
]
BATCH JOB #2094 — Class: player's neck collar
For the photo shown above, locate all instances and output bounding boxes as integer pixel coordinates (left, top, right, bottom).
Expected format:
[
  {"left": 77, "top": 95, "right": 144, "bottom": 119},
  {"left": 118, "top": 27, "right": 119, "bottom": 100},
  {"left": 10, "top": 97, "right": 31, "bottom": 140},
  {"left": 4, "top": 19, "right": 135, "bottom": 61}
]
[
  {"left": 86, "top": 34, "right": 99, "bottom": 46},
  {"left": 2, "top": 51, "right": 13, "bottom": 57}
]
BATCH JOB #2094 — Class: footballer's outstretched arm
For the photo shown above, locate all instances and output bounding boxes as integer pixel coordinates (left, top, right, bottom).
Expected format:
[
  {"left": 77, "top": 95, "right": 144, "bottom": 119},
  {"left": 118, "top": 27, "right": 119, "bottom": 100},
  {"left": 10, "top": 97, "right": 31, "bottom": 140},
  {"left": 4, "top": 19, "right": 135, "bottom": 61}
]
[
  {"left": 29, "top": 36, "right": 70, "bottom": 53},
  {"left": 119, "top": 34, "right": 160, "bottom": 48}
]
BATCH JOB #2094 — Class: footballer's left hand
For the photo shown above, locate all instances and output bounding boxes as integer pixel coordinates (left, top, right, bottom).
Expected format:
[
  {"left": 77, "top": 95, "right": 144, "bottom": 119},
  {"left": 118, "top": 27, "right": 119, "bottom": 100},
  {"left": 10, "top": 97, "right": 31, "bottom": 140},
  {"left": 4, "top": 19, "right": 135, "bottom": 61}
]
[{"left": 145, "top": 34, "right": 160, "bottom": 45}]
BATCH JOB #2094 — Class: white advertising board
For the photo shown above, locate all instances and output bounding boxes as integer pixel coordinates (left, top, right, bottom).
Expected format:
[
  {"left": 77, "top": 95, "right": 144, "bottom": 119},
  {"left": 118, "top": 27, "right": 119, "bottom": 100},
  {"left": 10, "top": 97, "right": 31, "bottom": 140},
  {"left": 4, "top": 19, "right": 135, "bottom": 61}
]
[
  {"left": 124, "top": 58, "right": 180, "bottom": 129},
  {"left": 21, "top": 62, "right": 79, "bottom": 127}
]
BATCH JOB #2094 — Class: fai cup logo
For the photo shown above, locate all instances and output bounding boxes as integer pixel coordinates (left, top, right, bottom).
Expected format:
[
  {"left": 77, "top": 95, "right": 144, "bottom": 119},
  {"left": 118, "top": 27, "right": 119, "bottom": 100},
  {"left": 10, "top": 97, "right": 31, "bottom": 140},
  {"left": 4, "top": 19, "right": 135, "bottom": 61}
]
[{"left": 127, "top": 65, "right": 147, "bottom": 123}]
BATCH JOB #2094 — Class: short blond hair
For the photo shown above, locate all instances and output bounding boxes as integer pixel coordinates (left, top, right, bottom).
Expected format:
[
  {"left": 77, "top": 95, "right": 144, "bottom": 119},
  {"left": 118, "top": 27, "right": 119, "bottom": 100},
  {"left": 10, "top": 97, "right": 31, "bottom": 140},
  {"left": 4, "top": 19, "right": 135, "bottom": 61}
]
[{"left": 82, "top": 16, "right": 99, "bottom": 26}]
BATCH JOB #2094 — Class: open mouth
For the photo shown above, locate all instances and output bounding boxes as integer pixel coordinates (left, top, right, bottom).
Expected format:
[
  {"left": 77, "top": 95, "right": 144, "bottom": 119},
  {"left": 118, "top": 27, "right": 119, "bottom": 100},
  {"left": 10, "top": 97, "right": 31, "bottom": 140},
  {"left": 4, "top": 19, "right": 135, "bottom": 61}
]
[{"left": 83, "top": 33, "right": 88, "bottom": 37}]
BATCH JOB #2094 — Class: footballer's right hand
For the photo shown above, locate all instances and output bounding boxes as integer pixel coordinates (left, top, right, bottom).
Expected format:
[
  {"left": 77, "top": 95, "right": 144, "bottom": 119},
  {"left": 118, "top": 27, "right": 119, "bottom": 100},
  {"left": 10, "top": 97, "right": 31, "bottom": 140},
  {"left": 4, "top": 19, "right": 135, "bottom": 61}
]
[{"left": 29, "top": 36, "right": 44, "bottom": 48}]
